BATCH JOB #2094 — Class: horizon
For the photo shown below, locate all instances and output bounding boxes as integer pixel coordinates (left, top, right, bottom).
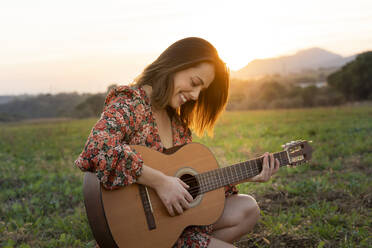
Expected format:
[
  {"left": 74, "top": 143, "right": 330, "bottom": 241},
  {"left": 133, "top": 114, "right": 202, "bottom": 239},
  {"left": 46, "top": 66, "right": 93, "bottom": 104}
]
[
  {"left": 0, "top": 46, "right": 368, "bottom": 97},
  {"left": 1, "top": 0, "right": 372, "bottom": 95}
]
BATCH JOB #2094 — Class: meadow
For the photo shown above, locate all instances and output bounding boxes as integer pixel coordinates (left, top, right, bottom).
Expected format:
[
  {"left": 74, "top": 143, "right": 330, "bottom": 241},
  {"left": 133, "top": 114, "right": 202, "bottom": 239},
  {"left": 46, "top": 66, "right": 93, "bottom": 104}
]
[{"left": 0, "top": 106, "right": 371, "bottom": 247}]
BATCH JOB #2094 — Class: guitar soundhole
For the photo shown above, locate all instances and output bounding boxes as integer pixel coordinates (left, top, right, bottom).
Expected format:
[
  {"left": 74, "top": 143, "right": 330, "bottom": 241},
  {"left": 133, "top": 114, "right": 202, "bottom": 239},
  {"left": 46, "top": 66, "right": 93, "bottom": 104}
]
[{"left": 180, "top": 174, "right": 200, "bottom": 199}]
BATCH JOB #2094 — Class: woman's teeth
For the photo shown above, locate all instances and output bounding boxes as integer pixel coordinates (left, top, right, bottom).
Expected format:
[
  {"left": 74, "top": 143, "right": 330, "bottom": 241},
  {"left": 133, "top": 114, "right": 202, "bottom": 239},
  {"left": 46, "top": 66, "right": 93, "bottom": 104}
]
[{"left": 180, "top": 94, "right": 187, "bottom": 104}]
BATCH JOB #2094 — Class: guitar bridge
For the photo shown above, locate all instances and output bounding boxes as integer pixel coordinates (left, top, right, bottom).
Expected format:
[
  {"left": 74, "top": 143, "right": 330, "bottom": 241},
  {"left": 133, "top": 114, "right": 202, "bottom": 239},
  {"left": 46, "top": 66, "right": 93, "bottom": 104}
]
[{"left": 139, "top": 185, "right": 156, "bottom": 230}]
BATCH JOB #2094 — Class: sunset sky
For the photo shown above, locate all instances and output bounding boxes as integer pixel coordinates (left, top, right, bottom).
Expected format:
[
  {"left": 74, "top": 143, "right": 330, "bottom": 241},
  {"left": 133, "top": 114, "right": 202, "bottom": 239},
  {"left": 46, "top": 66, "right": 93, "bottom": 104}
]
[{"left": 1, "top": 0, "right": 372, "bottom": 95}]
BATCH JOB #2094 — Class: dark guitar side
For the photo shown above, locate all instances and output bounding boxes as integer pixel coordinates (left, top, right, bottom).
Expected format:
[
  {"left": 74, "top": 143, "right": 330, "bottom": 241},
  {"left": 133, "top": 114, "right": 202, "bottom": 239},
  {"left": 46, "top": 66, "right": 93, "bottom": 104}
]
[{"left": 84, "top": 143, "right": 226, "bottom": 248}]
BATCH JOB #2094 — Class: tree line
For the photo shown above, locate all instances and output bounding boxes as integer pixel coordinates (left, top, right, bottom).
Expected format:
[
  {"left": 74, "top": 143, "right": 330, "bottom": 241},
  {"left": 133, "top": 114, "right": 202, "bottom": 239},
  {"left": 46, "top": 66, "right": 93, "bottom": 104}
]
[
  {"left": 0, "top": 93, "right": 104, "bottom": 122},
  {"left": 0, "top": 52, "right": 370, "bottom": 122}
]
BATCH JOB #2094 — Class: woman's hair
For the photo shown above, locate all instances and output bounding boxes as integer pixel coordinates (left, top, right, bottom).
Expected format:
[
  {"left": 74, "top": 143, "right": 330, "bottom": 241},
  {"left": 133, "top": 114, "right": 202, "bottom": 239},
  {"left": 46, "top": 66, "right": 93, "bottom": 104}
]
[{"left": 134, "top": 37, "right": 230, "bottom": 137}]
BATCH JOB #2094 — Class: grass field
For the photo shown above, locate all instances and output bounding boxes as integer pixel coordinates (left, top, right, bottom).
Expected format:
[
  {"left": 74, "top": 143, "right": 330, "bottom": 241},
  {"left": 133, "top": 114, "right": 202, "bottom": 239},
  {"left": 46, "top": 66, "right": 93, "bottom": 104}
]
[{"left": 0, "top": 106, "right": 371, "bottom": 247}]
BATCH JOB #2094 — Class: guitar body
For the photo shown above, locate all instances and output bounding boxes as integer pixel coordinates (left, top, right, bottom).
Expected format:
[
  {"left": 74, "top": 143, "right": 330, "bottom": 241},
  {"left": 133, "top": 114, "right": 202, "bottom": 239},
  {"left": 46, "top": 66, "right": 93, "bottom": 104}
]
[
  {"left": 83, "top": 140, "right": 313, "bottom": 247},
  {"left": 84, "top": 143, "right": 225, "bottom": 248}
]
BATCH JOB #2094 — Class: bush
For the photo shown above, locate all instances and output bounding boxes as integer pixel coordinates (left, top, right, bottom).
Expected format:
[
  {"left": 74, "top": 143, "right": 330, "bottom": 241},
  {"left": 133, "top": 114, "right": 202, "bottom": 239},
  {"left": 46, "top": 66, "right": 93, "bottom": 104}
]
[{"left": 328, "top": 51, "right": 372, "bottom": 100}]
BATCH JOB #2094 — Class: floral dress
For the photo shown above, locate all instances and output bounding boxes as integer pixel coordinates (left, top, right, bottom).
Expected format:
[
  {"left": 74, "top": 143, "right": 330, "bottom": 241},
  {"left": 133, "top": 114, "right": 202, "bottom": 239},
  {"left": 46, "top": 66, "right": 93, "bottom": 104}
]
[{"left": 75, "top": 85, "right": 238, "bottom": 248}]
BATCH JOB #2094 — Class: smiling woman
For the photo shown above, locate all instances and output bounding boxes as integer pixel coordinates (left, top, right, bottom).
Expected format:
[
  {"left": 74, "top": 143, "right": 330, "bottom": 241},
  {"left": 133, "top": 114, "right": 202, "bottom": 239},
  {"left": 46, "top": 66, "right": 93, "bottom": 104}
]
[
  {"left": 134, "top": 37, "right": 229, "bottom": 137},
  {"left": 75, "top": 37, "right": 279, "bottom": 248}
]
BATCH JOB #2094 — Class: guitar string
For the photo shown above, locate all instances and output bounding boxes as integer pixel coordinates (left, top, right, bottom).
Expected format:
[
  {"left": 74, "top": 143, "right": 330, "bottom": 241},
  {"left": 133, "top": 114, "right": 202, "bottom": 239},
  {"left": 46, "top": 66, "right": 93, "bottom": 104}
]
[
  {"left": 181, "top": 157, "right": 272, "bottom": 189},
  {"left": 194, "top": 165, "right": 273, "bottom": 194},
  {"left": 142, "top": 154, "right": 291, "bottom": 200},
  {"left": 181, "top": 157, "right": 265, "bottom": 186},
  {"left": 187, "top": 161, "right": 272, "bottom": 195},
  {"left": 153, "top": 161, "right": 286, "bottom": 200},
  {"left": 183, "top": 154, "right": 288, "bottom": 194},
  {"left": 180, "top": 159, "right": 262, "bottom": 185},
  {"left": 186, "top": 169, "right": 256, "bottom": 195},
  {"left": 183, "top": 156, "right": 285, "bottom": 190},
  {"left": 176, "top": 152, "right": 288, "bottom": 194},
  {"left": 185, "top": 164, "right": 261, "bottom": 195}
]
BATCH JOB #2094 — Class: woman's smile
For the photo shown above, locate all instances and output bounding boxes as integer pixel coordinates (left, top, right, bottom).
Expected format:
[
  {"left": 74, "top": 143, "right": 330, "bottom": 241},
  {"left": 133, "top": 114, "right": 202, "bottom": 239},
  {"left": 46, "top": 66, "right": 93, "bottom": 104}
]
[
  {"left": 180, "top": 93, "right": 187, "bottom": 105},
  {"left": 170, "top": 62, "right": 215, "bottom": 109}
]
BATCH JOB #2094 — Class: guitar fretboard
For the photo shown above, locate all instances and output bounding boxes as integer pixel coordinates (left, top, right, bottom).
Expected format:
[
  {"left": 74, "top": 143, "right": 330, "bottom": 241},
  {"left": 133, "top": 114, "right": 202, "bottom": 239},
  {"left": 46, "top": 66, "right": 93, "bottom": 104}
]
[{"left": 195, "top": 151, "right": 289, "bottom": 194}]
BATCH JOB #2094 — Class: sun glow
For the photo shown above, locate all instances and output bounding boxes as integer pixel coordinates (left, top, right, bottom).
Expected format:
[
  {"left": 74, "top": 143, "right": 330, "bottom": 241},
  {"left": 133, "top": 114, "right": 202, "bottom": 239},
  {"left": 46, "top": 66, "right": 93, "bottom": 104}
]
[
  {"left": 191, "top": 1, "right": 312, "bottom": 71},
  {"left": 1, "top": 0, "right": 372, "bottom": 94}
]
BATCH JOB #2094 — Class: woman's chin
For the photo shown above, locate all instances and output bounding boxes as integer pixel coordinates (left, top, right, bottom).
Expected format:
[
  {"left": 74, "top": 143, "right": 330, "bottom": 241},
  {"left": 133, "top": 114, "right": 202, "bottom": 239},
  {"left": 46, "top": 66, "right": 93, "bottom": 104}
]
[
  {"left": 171, "top": 99, "right": 183, "bottom": 109},
  {"left": 168, "top": 102, "right": 180, "bottom": 109}
]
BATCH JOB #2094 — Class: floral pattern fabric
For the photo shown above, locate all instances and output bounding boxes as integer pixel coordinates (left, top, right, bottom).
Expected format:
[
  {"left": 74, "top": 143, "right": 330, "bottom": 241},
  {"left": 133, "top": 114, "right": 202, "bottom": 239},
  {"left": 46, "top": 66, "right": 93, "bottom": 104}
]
[{"left": 75, "top": 85, "right": 238, "bottom": 248}]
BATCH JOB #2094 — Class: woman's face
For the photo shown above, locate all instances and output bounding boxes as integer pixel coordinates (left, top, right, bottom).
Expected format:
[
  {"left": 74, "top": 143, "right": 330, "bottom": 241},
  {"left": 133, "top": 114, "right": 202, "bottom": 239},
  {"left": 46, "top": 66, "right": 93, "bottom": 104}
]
[{"left": 169, "top": 62, "right": 215, "bottom": 109}]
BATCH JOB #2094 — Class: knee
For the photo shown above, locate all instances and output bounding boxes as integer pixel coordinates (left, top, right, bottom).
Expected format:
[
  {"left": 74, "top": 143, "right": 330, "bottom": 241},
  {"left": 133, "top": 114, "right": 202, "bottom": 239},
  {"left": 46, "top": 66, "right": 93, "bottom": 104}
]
[
  {"left": 249, "top": 196, "right": 261, "bottom": 221},
  {"left": 240, "top": 195, "right": 260, "bottom": 228}
]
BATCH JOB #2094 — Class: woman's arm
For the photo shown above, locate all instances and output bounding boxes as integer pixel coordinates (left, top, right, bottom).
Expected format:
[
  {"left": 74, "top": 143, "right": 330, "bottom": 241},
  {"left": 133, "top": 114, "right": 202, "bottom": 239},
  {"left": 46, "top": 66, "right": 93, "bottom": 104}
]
[
  {"left": 74, "top": 96, "right": 144, "bottom": 190},
  {"left": 74, "top": 94, "right": 193, "bottom": 215}
]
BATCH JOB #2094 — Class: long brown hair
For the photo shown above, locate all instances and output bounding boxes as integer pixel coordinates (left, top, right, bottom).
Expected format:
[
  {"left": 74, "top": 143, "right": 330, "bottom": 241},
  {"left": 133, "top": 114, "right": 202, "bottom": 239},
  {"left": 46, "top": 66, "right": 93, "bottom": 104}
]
[{"left": 134, "top": 37, "right": 230, "bottom": 136}]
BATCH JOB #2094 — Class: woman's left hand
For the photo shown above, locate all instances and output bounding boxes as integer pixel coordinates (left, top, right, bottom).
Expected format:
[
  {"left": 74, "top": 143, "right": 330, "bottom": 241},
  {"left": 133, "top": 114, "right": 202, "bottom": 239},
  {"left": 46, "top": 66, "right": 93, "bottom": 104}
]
[{"left": 249, "top": 152, "right": 279, "bottom": 182}]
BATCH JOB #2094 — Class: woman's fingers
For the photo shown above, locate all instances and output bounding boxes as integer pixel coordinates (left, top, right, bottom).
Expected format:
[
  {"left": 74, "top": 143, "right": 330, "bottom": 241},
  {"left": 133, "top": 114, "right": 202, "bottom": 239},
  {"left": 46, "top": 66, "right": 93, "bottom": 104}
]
[
  {"left": 157, "top": 176, "right": 194, "bottom": 216},
  {"left": 180, "top": 197, "right": 190, "bottom": 210},
  {"left": 166, "top": 204, "right": 175, "bottom": 217},
  {"left": 177, "top": 178, "right": 194, "bottom": 202},
  {"left": 270, "top": 153, "right": 275, "bottom": 174},
  {"left": 172, "top": 195, "right": 192, "bottom": 216},
  {"left": 269, "top": 155, "right": 279, "bottom": 175},
  {"left": 167, "top": 197, "right": 190, "bottom": 216},
  {"left": 273, "top": 158, "right": 280, "bottom": 174},
  {"left": 259, "top": 153, "right": 278, "bottom": 181},
  {"left": 178, "top": 178, "right": 189, "bottom": 189},
  {"left": 168, "top": 178, "right": 194, "bottom": 216},
  {"left": 184, "top": 191, "right": 193, "bottom": 203},
  {"left": 249, "top": 152, "right": 279, "bottom": 183},
  {"left": 261, "top": 152, "right": 269, "bottom": 181},
  {"left": 173, "top": 202, "right": 184, "bottom": 215}
]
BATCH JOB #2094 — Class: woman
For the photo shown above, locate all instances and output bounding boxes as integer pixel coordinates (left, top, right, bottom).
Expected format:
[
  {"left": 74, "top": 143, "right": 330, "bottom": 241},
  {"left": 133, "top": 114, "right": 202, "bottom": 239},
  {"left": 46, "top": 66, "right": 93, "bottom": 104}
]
[{"left": 75, "top": 37, "right": 279, "bottom": 248}]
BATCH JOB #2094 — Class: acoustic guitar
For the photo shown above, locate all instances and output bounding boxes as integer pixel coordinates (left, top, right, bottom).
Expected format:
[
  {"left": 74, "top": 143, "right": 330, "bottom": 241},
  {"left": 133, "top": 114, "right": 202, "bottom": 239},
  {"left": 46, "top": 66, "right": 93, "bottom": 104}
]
[{"left": 83, "top": 140, "right": 312, "bottom": 248}]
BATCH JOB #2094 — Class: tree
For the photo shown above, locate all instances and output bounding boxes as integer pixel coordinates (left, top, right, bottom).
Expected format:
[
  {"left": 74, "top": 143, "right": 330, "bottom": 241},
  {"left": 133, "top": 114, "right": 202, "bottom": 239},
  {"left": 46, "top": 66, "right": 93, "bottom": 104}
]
[
  {"left": 73, "top": 94, "right": 105, "bottom": 118},
  {"left": 328, "top": 51, "right": 372, "bottom": 100},
  {"left": 72, "top": 85, "right": 116, "bottom": 118},
  {"left": 258, "top": 81, "right": 287, "bottom": 103},
  {"left": 301, "top": 85, "right": 318, "bottom": 107}
]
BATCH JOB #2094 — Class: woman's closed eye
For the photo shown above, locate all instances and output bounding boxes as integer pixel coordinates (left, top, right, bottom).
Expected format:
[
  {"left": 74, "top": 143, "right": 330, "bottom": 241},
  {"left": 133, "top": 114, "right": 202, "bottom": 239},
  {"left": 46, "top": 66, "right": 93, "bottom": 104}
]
[{"left": 191, "top": 79, "right": 198, "bottom": 87}]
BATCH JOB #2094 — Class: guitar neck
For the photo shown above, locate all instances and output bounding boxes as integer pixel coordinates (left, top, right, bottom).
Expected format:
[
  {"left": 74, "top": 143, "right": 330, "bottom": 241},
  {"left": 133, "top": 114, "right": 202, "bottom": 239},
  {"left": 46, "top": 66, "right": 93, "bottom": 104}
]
[{"left": 195, "top": 151, "right": 289, "bottom": 194}]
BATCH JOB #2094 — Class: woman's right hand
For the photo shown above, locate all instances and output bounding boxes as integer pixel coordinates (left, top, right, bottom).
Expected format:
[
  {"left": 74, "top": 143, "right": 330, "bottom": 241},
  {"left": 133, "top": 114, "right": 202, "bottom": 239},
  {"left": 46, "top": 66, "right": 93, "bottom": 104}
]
[{"left": 154, "top": 175, "right": 194, "bottom": 216}]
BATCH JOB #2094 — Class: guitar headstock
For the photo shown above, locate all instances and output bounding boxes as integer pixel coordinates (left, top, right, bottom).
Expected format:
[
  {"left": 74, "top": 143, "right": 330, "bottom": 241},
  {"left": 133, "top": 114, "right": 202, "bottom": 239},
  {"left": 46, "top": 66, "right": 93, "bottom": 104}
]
[{"left": 282, "top": 140, "right": 313, "bottom": 166}]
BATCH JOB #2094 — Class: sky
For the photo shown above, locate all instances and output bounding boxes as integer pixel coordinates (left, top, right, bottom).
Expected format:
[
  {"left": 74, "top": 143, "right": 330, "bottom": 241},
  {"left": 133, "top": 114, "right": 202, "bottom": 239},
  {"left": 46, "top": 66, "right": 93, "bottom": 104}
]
[{"left": 1, "top": 0, "right": 372, "bottom": 95}]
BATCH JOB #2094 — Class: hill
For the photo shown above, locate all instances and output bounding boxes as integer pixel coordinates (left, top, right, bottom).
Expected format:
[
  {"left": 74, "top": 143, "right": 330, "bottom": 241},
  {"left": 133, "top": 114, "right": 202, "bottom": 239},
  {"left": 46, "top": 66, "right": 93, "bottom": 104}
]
[{"left": 232, "top": 47, "right": 356, "bottom": 79}]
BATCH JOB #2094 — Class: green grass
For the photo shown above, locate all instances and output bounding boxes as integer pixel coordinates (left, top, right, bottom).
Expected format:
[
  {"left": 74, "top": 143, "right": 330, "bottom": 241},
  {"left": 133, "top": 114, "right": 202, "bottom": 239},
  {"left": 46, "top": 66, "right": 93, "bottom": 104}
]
[{"left": 1, "top": 106, "right": 371, "bottom": 247}]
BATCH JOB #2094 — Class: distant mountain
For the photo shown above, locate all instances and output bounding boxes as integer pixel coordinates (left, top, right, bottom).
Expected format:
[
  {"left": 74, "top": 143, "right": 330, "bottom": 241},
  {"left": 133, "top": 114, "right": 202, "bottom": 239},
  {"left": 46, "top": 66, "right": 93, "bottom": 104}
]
[{"left": 232, "top": 47, "right": 357, "bottom": 79}]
